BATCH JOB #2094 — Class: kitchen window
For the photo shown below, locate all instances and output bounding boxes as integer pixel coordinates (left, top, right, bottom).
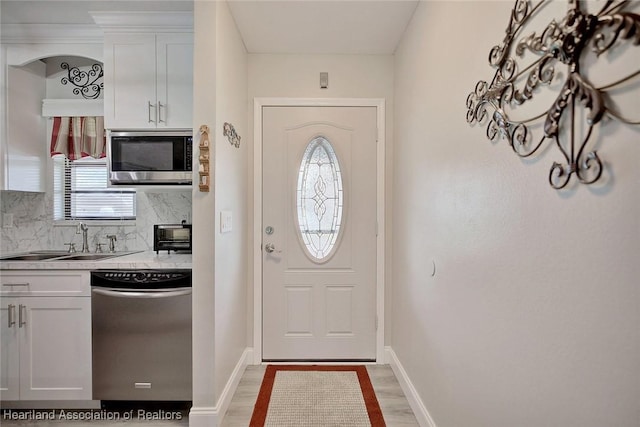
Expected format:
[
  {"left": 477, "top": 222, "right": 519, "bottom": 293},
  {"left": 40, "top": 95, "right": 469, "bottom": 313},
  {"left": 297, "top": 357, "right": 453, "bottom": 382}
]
[{"left": 53, "top": 155, "right": 136, "bottom": 221}]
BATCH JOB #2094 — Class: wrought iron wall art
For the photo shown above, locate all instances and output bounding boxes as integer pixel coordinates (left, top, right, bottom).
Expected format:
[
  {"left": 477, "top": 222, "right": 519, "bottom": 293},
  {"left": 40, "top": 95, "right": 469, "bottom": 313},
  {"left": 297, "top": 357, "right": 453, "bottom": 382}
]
[
  {"left": 466, "top": 0, "right": 640, "bottom": 189},
  {"left": 60, "top": 62, "right": 103, "bottom": 99},
  {"left": 223, "top": 122, "right": 241, "bottom": 148}
]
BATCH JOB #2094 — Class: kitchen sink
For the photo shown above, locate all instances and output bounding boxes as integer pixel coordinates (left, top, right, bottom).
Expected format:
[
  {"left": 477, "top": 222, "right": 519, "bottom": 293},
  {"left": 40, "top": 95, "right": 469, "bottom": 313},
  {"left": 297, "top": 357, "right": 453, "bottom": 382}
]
[
  {"left": 57, "top": 253, "right": 125, "bottom": 261},
  {"left": 0, "top": 250, "right": 142, "bottom": 262},
  {"left": 0, "top": 253, "right": 68, "bottom": 261}
]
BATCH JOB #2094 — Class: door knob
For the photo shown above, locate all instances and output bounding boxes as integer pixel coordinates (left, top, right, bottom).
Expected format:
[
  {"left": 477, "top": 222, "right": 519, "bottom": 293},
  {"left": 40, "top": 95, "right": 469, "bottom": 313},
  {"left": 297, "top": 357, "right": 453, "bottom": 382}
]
[{"left": 264, "top": 243, "right": 281, "bottom": 254}]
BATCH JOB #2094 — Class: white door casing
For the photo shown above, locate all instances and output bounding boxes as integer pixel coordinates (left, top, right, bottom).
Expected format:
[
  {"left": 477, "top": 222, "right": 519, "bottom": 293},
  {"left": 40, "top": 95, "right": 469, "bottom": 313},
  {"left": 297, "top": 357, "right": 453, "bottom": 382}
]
[{"left": 254, "top": 99, "right": 385, "bottom": 363}]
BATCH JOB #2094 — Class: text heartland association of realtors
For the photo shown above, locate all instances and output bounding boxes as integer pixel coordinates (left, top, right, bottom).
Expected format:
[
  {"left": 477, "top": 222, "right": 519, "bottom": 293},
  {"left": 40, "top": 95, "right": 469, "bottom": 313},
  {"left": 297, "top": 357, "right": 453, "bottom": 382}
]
[{"left": 2, "top": 409, "right": 183, "bottom": 421}]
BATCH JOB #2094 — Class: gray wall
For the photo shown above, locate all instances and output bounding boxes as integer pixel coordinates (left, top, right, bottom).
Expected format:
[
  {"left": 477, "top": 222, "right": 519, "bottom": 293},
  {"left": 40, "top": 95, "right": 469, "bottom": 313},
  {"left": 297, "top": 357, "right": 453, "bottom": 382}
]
[
  {"left": 392, "top": 1, "right": 640, "bottom": 426},
  {"left": 190, "top": 1, "right": 248, "bottom": 421}
]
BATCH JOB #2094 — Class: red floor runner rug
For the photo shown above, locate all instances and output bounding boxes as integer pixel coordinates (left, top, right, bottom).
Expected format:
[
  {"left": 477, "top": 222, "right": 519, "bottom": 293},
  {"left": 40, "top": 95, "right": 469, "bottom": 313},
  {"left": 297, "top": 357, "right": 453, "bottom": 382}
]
[{"left": 250, "top": 365, "right": 385, "bottom": 427}]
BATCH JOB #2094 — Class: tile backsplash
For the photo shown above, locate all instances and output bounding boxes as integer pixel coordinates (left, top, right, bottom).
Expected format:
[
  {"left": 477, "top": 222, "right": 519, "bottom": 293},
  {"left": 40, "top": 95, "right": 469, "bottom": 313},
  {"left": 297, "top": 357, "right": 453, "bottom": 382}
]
[{"left": 0, "top": 190, "right": 192, "bottom": 254}]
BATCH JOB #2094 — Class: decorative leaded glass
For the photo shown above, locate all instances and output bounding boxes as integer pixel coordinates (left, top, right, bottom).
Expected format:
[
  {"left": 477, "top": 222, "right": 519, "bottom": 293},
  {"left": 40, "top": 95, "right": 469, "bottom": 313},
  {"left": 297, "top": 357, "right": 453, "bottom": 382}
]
[{"left": 296, "top": 136, "right": 344, "bottom": 261}]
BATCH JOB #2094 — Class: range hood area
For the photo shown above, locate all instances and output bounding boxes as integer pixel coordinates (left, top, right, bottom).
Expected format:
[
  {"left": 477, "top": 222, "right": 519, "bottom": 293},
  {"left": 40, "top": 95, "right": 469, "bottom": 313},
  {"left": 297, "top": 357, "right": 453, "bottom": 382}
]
[{"left": 42, "top": 98, "right": 103, "bottom": 118}]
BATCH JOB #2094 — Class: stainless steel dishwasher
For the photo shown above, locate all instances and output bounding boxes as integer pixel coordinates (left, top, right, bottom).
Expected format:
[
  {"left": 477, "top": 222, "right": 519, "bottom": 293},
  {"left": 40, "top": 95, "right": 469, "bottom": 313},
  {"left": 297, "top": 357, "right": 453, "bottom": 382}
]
[{"left": 91, "top": 269, "right": 192, "bottom": 401}]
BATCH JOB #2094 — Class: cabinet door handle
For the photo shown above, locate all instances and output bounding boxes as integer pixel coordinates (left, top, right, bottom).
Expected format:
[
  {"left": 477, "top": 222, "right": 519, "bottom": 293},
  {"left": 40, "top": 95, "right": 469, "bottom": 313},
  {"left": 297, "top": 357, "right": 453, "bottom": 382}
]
[
  {"left": 158, "top": 102, "right": 165, "bottom": 123},
  {"left": 3, "top": 283, "right": 29, "bottom": 287},
  {"left": 8, "top": 304, "right": 16, "bottom": 328},
  {"left": 18, "top": 304, "right": 26, "bottom": 328},
  {"left": 148, "top": 101, "right": 156, "bottom": 123}
]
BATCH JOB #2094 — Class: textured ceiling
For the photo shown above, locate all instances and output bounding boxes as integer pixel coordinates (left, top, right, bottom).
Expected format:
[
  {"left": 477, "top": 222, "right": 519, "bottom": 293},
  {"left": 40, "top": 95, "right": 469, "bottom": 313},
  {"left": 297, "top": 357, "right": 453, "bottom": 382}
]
[
  {"left": 1, "top": 0, "right": 418, "bottom": 54},
  {"left": 0, "top": 1, "right": 193, "bottom": 24},
  {"left": 227, "top": 1, "right": 419, "bottom": 54}
]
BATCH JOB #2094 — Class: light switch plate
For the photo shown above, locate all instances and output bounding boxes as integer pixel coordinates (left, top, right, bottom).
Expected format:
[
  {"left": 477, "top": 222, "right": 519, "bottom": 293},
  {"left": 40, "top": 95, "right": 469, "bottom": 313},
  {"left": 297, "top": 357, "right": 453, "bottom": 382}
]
[
  {"left": 320, "top": 72, "right": 329, "bottom": 89},
  {"left": 220, "top": 211, "right": 232, "bottom": 233}
]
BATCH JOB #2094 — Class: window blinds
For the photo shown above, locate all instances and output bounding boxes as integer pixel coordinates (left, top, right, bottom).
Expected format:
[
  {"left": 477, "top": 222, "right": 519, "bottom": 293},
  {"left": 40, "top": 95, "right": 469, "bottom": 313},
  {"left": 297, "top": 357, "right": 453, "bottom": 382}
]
[{"left": 53, "top": 156, "right": 136, "bottom": 221}]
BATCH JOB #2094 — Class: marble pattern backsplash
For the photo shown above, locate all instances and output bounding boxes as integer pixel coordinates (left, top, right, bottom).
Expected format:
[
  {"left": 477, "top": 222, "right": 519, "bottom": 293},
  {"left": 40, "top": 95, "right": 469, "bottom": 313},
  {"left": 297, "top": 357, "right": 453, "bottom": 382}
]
[{"left": 0, "top": 190, "right": 192, "bottom": 254}]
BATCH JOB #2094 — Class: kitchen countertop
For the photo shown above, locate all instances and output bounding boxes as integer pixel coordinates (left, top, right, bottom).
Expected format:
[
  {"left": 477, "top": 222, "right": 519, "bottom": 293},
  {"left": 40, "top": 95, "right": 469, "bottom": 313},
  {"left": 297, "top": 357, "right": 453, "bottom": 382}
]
[{"left": 0, "top": 251, "right": 192, "bottom": 270}]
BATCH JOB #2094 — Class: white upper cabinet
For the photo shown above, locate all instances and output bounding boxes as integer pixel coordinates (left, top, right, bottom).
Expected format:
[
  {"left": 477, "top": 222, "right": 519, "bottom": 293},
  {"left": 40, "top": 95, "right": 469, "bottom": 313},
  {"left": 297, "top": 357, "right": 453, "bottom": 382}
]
[
  {"left": 103, "top": 33, "right": 193, "bottom": 129},
  {"left": 3, "top": 61, "right": 47, "bottom": 192},
  {"left": 95, "top": 12, "right": 194, "bottom": 130},
  {"left": 156, "top": 34, "right": 194, "bottom": 129}
]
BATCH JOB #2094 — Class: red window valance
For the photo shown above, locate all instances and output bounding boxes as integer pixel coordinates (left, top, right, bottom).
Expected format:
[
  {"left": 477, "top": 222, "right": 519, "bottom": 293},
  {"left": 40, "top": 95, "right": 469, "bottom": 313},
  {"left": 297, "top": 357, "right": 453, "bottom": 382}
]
[{"left": 50, "top": 116, "right": 105, "bottom": 160}]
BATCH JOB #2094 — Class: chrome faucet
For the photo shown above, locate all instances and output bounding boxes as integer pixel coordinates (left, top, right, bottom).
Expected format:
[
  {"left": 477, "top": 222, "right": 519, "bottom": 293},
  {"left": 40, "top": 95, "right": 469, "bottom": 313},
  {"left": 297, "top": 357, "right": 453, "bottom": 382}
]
[
  {"left": 76, "top": 222, "right": 90, "bottom": 253},
  {"left": 106, "top": 235, "right": 117, "bottom": 253}
]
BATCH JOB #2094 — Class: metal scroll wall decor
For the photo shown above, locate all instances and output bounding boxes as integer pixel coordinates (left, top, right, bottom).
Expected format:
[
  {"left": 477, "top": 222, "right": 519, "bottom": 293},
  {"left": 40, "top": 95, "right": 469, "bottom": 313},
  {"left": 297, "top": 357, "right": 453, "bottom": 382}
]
[
  {"left": 466, "top": 0, "right": 640, "bottom": 189},
  {"left": 60, "top": 62, "right": 104, "bottom": 99},
  {"left": 223, "top": 122, "right": 241, "bottom": 148}
]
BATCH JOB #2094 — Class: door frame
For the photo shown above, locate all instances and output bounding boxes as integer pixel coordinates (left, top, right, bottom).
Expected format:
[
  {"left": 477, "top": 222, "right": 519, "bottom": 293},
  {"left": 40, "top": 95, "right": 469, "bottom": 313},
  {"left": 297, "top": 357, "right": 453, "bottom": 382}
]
[{"left": 253, "top": 98, "right": 386, "bottom": 364}]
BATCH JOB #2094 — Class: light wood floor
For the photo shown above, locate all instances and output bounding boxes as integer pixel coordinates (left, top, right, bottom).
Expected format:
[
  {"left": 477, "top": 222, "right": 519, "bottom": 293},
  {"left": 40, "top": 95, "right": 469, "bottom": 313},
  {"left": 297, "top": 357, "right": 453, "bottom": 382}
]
[
  {"left": 2, "top": 365, "right": 418, "bottom": 426},
  {"left": 221, "top": 365, "right": 419, "bottom": 427}
]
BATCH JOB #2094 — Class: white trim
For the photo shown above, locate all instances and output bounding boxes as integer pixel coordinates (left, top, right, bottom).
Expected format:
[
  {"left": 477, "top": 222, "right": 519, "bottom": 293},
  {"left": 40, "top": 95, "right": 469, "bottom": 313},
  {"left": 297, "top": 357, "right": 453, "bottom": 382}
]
[
  {"left": 1, "top": 24, "right": 103, "bottom": 44},
  {"left": 253, "top": 97, "right": 386, "bottom": 364},
  {"left": 90, "top": 12, "right": 193, "bottom": 33},
  {"left": 188, "top": 407, "right": 217, "bottom": 427},
  {"left": 385, "top": 347, "right": 438, "bottom": 427},
  {"left": 189, "top": 347, "right": 253, "bottom": 427},
  {"left": 215, "top": 348, "right": 253, "bottom": 425},
  {"left": 42, "top": 99, "right": 104, "bottom": 118},
  {"left": 375, "top": 100, "right": 386, "bottom": 364},
  {"left": 6, "top": 44, "right": 103, "bottom": 67},
  {"left": 252, "top": 98, "right": 264, "bottom": 364}
]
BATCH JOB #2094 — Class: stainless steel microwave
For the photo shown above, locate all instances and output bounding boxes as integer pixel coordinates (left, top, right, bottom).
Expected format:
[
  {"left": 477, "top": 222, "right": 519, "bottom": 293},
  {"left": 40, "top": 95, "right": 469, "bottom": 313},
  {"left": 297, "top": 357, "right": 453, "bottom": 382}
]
[{"left": 107, "top": 130, "right": 193, "bottom": 185}]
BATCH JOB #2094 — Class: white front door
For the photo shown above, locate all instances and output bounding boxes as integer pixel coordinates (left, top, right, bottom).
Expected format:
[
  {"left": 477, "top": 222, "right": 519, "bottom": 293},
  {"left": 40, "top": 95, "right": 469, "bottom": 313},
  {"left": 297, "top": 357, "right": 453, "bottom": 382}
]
[{"left": 262, "top": 105, "right": 378, "bottom": 361}]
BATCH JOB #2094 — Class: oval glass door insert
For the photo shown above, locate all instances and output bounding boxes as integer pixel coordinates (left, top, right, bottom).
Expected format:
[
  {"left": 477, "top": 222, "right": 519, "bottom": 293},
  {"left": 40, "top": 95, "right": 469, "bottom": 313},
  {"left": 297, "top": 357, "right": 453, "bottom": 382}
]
[{"left": 296, "top": 136, "right": 344, "bottom": 262}]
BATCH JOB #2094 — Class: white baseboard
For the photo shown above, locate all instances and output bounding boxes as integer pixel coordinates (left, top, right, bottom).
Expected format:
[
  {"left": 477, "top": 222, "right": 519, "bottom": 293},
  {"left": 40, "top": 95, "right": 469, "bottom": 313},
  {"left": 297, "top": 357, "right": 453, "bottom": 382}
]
[
  {"left": 189, "top": 347, "right": 253, "bottom": 427},
  {"left": 188, "top": 407, "right": 217, "bottom": 427},
  {"left": 385, "top": 346, "right": 437, "bottom": 427},
  {"left": 216, "top": 347, "right": 253, "bottom": 424}
]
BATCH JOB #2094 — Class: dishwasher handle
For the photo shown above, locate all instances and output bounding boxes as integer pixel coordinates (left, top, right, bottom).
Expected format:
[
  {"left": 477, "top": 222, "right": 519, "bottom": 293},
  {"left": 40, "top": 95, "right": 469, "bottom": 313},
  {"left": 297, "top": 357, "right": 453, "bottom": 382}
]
[{"left": 92, "top": 287, "right": 192, "bottom": 299}]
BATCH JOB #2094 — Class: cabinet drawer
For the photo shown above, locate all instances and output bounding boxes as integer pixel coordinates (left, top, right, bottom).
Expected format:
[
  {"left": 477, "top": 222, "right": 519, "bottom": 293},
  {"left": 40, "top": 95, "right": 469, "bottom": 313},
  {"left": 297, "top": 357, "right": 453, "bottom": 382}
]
[{"left": 0, "top": 271, "right": 90, "bottom": 296}]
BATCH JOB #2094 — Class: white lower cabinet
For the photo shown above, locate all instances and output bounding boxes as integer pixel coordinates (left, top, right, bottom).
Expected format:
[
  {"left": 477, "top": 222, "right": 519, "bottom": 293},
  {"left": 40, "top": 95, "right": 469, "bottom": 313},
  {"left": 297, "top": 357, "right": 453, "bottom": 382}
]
[{"left": 0, "top": 271, "right": 92, "bottom": 401}]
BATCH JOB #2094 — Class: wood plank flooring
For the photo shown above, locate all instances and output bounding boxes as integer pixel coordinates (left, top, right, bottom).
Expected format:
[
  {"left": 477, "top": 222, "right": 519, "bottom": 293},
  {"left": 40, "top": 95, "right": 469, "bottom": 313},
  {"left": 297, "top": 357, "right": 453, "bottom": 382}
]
[
  {"left": 1, "top": 365, "right": 418, "bottom": 426},
  {"left": 221, "top": 365, "right": 418, "bottom": 427}
]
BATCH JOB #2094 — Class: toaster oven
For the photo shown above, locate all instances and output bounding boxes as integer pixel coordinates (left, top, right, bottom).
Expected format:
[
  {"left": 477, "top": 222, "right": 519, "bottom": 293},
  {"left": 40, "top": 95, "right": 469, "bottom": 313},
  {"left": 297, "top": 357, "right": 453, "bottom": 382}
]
[{"left": 154, "top": 224, "right": 192, "bottom": 254}]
